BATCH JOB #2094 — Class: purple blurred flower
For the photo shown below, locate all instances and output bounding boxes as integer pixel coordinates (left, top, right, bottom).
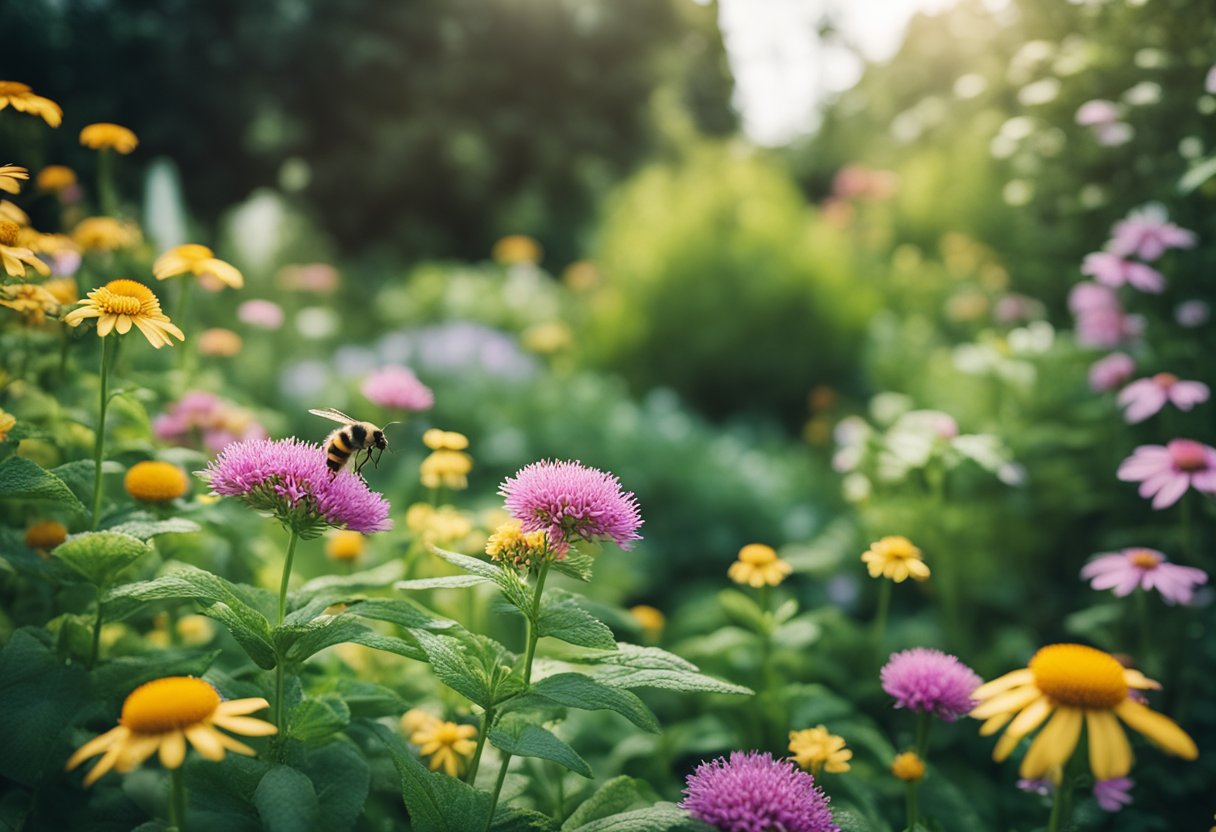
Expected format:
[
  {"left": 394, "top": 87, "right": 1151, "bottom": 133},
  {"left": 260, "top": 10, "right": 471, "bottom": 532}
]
[
  {"left": 1081, "top": 252, "right": 1164, "bottom": 294},
  {"left": 993, "top": 293, "right": 1044, "bottom": 325},
  {"left": 1117, "top": 373, "right": 1210, "bottom": 423},
  {"left": 237, "top": 299, "right": 285, "bottom": 330},
  {"left": 1094, "top": 778, "right": 1133, "bottom": 812},
  {"left": 681, "top": 751, "right": 838, "bottom": 832},
  {"left": 880, "top": 648, "right": 982, "bottom": 722},
  {"left": 500, "top": 459, "right": 642, "bottom": 555},
  {"left": 1068, "top": 283, "right": 1143, "bottom": 349},
  {"left": 154, "top": 391, "right": 267, "bottom": 455},
  {"left": 362, "top": 366, "right": 434, "bottom": 412},
  {"left": 1175, "top": 300, "right": 1210, "bottom": 328},
  {"left": 1081, "top": 548, "right": 1208, "bottom": 605},
  {"left": 1075, "top": 100, "right": 1132, "bottom": 146},
  {"left": 1017, "top": 778, "right": 1054, "bottom": 797},
  {"left": 1117, "top": 439, "right": 1216, "bottom": 509},
  {"left": 200, "top": 437, "right": 391, "bottom": 535},
  {"left": 52, "top": 250, "right": 82, "bottom": 278},
  {"left": 1108, "top": 204, "right": 1196, "bottom": 261},
  {"left": 1088, "top": 352, "right": 1135, "bottom": 393}
]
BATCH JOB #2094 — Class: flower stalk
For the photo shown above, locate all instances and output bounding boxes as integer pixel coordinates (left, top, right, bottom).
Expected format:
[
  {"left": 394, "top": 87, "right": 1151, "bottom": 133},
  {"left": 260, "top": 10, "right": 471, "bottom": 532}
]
[
  {"left": 273, "top": 527, "right": 301, "bottom": 743},
  {"left": 91, "top": 335, "right": 116, "bottom": 530},
  {"left": 168, "top": 766, "right": 187, "bottom": 832}
]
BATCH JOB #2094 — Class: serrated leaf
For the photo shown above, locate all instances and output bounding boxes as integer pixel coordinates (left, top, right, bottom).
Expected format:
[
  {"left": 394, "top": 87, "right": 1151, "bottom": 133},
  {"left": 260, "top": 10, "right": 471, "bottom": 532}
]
[
  {"left": 537, "top": 590, "right": 617, "bottom": 650},
  {"left": 54, "top": 531, "right": 153, "bottom": 587},
  {"left": 289, "top": 695, "right": 351, "bottom": 743},
  {"left": 430, "top": 546, "right": 532, "bottom": 612},
  {"left": 396, "top": 575, "right": 488, "bottom": 590},
  {"left": 567, "top": 803, "right": 699, "bottom": 832},
  {"left": 277, "top": 613, "right": 424, "bottom": 664},
  {"left": 550, "top": 549, "right": 594, "bottom": 582},
  {"left": 370, "top": 722, "right": 491, "bottom": 832},
  {"left": 322, "top": 678, "right": 406, "bottom": 718},
  {"left": 562, "top": 777, "right": 660, "bottom": 830},
  {"left": 411, "top": 630, "right": 494, "bottom": 708},
  {"left": 300, "top": 741, "right": 371, "bottom": 832},
  {"left": 528, "top": 674, "right": 659, "bottom": 733},
  {"left": 254, "top": 766, "right": 319, "bottom": 832},
  {"left": 350, "top": 598, "right": 455, "bottom": 630},
  {"left": 561, "top": 644, "right": 752, "bottom": 695},
  {"left": 489, "top": 715, "right": 591, "bottom": 778},
  {"left": 0, "top": 457, "right": 85, "bottom": 512},
  {"left": 294, "top": 560, "right": 406, "bottom": 600},
  {"left": 104, "top": 518, "right": 201, "bottom": 540}
]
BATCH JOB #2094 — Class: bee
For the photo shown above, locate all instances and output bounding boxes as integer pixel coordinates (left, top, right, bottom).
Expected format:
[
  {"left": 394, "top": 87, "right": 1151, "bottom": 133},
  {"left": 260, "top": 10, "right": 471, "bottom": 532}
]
[{"left": 309, "top": 408, "right": 392, "bottom": 475}]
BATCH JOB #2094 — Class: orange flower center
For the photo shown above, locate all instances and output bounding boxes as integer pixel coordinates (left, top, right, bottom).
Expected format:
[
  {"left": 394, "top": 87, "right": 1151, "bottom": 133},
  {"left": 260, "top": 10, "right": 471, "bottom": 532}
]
[
  {"left": 121, "top": 677, "right": 220, "bottom": 733},
  {"left": 0, "top": 219, "right": 19, "bottom": 246},
  {"left": 1152, "top": 372, "right": 1178, "bottom": 388},
  {"left": 124, "top": 461, "right": 189, "bottom": 502},
  {"left": 1029, "top": 644, "right": 1128, "bottom": 709},
  {"left": 1128, "top": 549, "right": 1162, "bottom": 570},
  {"left": 94, "top": 279, "right": 157, "bottom": 317}
]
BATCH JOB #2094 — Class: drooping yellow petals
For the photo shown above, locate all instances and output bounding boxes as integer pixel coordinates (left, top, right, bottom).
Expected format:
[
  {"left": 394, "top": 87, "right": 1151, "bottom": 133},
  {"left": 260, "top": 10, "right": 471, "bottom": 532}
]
[
  {"left": 80, "top": 123, "right": 139, "bottom": 154},
  {"left": 153, "top": 244, "right": 244, "bottom": 289},
  {"left": 63, "top": 279, "right": 184, "bottom": 349},
  {"left": 0, "top": 81, "right": 63, "bottom": 127}
]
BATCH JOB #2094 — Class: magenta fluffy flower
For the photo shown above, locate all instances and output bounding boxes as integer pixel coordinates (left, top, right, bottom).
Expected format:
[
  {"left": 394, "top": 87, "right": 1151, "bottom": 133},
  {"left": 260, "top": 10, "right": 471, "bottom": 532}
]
[
  {"left": 361, "top": 365, "right": 434, "bottom": 412},
  {"left": 681, "top": 751, "right": 838, "bottom": 832},
  {"left": 1094, "top": 778, "right": 1133, "bottom": 812},
  {"left": 1088, "top": 352, "right": 1135, "bottom": 393},
  {"left": 1081, "top": 252, "right": 1164, "bottom": 294},
  {"left": 499, "top": 459, "right": 642, "bottom": 554},
  {"left": 1081, "top": 548, "right": 1208, "bottom": 605},
  {"left": 1116, "top": 373, "right": 1210, "bottom": 424},
  {"left": 200, "top": 437, "right": 391, "bottom": 535},
  {"left": 1117, "top": 439, "right": 1216, "bottom": 509},
  {"left": 1108, "top": 204, "right": 1196, "bottom": 261},
  {"left": 881, "top": 648, "right": 982, "bottom": 722}
]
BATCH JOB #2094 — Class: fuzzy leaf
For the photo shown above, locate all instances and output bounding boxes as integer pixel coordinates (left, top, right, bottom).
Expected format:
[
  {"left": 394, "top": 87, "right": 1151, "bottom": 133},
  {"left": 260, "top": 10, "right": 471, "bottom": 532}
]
[
  {"left": 54, "top": 531, "right": 154, "bottom": 587},
  {"left": 562, "top": 644, "right": 752, "bottom": 695},
  {"left": 716, "top": 589, "right": 768, "bottom": 633},
  {"left": 550, "top": 549, "right": 595, "bottom": 582},
  {"left": 0, "top": 457, "right": 84, "bottom": 512},
  {"left": 566, "top": 803, "right": 701, "bottom": 832},
  {"left": 430, "top": 546, "right": 532, "bottom": 612},
  {"left": 396, "top": 575, "right": 488, "bottom": 590},
  {"left": 103, "top": 517, "right": 201, "bottom": 540},
  {"left": 411, "top": 630, "right": 494, "bottom": 708},
  {"left": 561, "top": 777, "right": 660, "bottom": 830},
  {"left": 537, "top": 590, "right": 618, "bottom": 651},
  {"left": 527, "top": 674, "right": 659, "bottom": 733},
  {"left": 301, "top": 740, "right": 371, "bottom": 831},
  {"left": 371, "top": 722, "right": 491, "bottom": 832},
  {"left": 489, "top": 715, "right": 592, "bottom": 778},
  {"left": 254, "top": 766, "right": 319, "bottom": 832},
  {"left": 289, "top": 695, "right": 351, "bottom": 743}
]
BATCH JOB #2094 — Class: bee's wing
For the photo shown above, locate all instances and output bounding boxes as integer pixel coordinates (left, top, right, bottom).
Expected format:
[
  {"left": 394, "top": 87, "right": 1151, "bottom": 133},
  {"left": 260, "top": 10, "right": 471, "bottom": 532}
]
[{"left": 309, "top": 408, "right": 358, "bottom": 425}]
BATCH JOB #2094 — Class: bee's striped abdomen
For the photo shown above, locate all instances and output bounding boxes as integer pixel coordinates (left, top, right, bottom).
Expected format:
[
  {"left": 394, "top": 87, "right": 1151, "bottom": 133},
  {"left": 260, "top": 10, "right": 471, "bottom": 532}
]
[{"left": 326, "top": 429, "right": 353, "bottom": 472}]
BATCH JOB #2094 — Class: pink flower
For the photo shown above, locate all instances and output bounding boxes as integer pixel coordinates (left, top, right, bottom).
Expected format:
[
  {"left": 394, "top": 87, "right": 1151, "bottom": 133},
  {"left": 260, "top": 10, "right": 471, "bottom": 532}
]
[
  {"left": 1088, "top": 352, "right": 1135, "bottom": 392},
  {"left": 1117, "top": 373, "right": 1210, "bottom": 423},
  {"left": 361, "top": 366, "right": 434, "bottom": 412},
  {"left": 499, "top": 459, "right": 642, "bottom": 554},
  {"left": 1069, "top": 283, "right": 1143, "bottom": 348},
  {"left": 1080, "top": 252, "right": 1164, "bottom": 294},
  {"left": 237, "top": 299, "right": 285, "bottom": 330},
  {"left": 682, "top": 752, "right": 838, "bottom": 832},
  {"left": 1175, "top": 300, "right": 1210, "bottom": 328},
  {"left": 1117, "top": 439, "right": 1216, "bottom": 509},
  {"left": 1093, "top": 778, "right": 1133, "bottom": 813},
  {"left": 880, "top": 648, "right": 982, "bottom": 722},
  {"left": 1076, "top": 100, "right": 1119, "bottom": 126},
  {"left": 1081, "top": 548, "right": 1208, "bottom": 605},
  {"left": 1108, "top": 204, "right": 1196, "bottom": 261}
]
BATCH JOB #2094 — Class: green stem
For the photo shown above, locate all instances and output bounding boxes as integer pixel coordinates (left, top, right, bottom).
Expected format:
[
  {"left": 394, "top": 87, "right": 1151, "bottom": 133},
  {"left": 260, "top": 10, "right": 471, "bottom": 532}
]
[
  {"left": 1046, "top": 754, "right": 1080, "bottom": 832},
  {"left": 168, "top": 765, "right": 187, "bottom": 832},
  {"left": 88, "top": 593, "right": 104, "bottom": 669},
  {"left": 1134, "top": 589, "right": 1154, "bottom": 673},
  {"left": 272, "top": 528, "right": 301, "bottom": 744},
  {"left": 905, "top": 781, "right": 919, "bottom": 831},
  {"left": 91, "top": 336, "right": 116, "bottom": 530},
  {"left": 465, "top": 707, "right": 492, "bottom": 785},
  {"left": 873, "top": 579, "right": 892, "bottom": 662},
  {"left": 173, "top": 279, "right": 194, "bottom": 376},
  {"left": 98, "top": 148, "right": 116, "bottom": 216},
  {"left": 913, "top": 711, "right": 931, "bottom": 758},
  {"left": 277, "top": 528, "right": 301, "bottom": 626}
]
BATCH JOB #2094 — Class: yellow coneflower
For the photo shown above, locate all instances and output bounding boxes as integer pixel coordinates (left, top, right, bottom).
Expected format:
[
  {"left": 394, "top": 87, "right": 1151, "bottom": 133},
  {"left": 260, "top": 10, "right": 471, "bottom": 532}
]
[
  {"left": 728, "top": 543, "right": 792, "bottom": 588},
  {"left": 153, "top": 244, "right": 243, "bottom": 289},
  {"left": 0, "top": 200, "right": 29, "bottom": 226},
  {"left": 420, "top": 429, "right": 472, "bottom": 490},
  {"left": 19, "top": 228, "right": 76, "bottom": 256},
  {"left": 0, "top": 165, "right": 29, "bottom": 195},
  {"left": 197, "top": 327, "right": 243, "bottom": 357},
  {"left": 326, "top": 530, "right": 364, "bottom": 561},
  {"left": 79, "top": 123, "right": 139, "bottom": 154},
  {"left": 0, "top": 81, "right": 63, "bottom": 127},
  {"left": 410, "top": 720, "right": 478, "bottom": 777},
  {"left": 43, "top": 277, "right": 79, "bottom": 306},
  {"left": 63, "top": 279, "right": 184, "bottom": 348},
  {"left": 629, "top": 604, "right": 666, "bottom": 637},
  {"left": 36, "top": 165, "right": 77, "bottom": 192},
  {"left": 0, "top": 218, "right": 50, "bottom": 278},
  {"left": 861, "top": 536, "right": 930, "bottom": 583},
  {"left": 66, "top": 676, "right": 275, "bottom": 786},
  {"left": 891, "top": 751, "right": 925, "bottom": 782},
  {"left": 484, "top": 518, "right": 548, "bottom": 568},
  {"left": 789, "top": 725, "right": 853, "bottom": 775},
  {"left": 972, "top": 643, "right": 1198, "bottom": 780},
  {"left": 492, "top": 234, "right": 542, "bottom": 266},
  {"left": 0, "top": 408, "right": 15, "bottom": 441},
  {"left": 124, "top": 461, "right": 189, "bottom": 502},
  {"left": 72, "top": 217, "right": 140, "bottom": 252},
  {"left": 400, "top": 708, "right": 442, "bottom": 737},
  {"left": 25, "top": 520, "right": 68, "bottom": 553},
  {"left": 0, "top": 282, "right": 60, "bottom": 325}
]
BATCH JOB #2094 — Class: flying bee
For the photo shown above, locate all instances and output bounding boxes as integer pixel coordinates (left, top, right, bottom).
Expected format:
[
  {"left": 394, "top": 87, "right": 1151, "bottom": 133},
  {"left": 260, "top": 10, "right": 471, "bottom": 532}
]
[{"left": 309, "top": 408, "right": 396, "bottom": 476}]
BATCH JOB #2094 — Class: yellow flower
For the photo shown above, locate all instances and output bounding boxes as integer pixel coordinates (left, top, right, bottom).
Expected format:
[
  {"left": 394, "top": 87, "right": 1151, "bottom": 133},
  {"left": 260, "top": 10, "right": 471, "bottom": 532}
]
[
  {"left": 0, "top": 165, "right": 29, "bottom": 195},
  {"left": 63, "top": 279, "right": 184, "bottom": 348},
  {"left": 492, "top": 234, "right": 542, "bottom": 266},
  {"left": 789, "top": 725, "right": 853, "bottom": 775},
  {"left": 401, "top": 708, "right": 442, "bottom": 737},
  {"left": 197, "top": 327, "right": 243, "bottom": 357},
  {"left": 972, "top": 643, "right": 1198, "bottom": 780},
  {"left": 154, "top": 244, "right": 244, "bottom": 289},
  {"left": 66, "top": 676, "right": 275, "bottom": 786},
  {"left": 727, "top": 543, "right": 792, "bottom": 588},
  {"left": 0, "top": 408, "right": 16, "bottom": 441},
  {"left": 43, "top": 277, "right": 79, "bottom": 306},
  {"left": 72, "top": 217, "right": 141, "bottom": 252},
  {"left": 420, "top": 430, "right": 473, "bottom": 491},
  {"left": 0, "top": 219, "right": 50, "bottom": 278},
  {"left": 891, "top": 751, "right": 925, "bottom": 782},
  {"left": 25, "top": 520, "right": 68, "bottom": 553},
  {"left": 0, "top": 200, "right": 29, "bottom": 226},
  {"left": 485, "top": 519, "right": 548, "bottom": 567},
  {"left": 176, "top": 615, "right": 215, "bottom": 645},
  {"left": 0, "top": 282, "right": 60, "bottom": 324},
  {"left": 629, "top": 604, "right": 666, "bottom": 636},
  {"left": 326, "top": 530, "right": 365, "bottom": 561},
  {"left": 406, "top": 503, "right": 474, "bottom": 547},
  {"left": 521, "top": 321, "right": 573, "bottom": 355},
  {"left": 410, "top": 719, "right": 478, "bottom": 777},
  {"left": 124, "top": 461, "right": 189, "bottom": 502},
  {"left": 861, "top": 536, "right": 930, "bottom": 583},
  {"left": 36, "top": 165, "right": 77, "bottom": 192},
  {"left": 20, "top": 228, "right": 77, "bottom": 255},
  {"left": 79, "top": 123, "right": 139, "bottom": 154},
  {"left": 422, "top": 429, "right": 469, "bottom": 451},
  {"left": 0, "top": 81, "right": 63, "bottom": 127},
  {"left": 561, "top": 260, "right": 600, "bottom": 292}
]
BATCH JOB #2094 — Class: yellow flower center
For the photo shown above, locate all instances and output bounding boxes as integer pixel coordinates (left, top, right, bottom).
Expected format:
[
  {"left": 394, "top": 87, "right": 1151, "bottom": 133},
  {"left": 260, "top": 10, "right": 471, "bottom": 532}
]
[
  {"left": 121, "top": 677, "right": 220, "bottom": 733},
  {"left": 0, "top": 219, "right": 19, "bottom": 246},
  {"left": 25, "top": 520, "right": 68, "bottom": 552},
  {"left": 94, "top": 279, "right": 157, "bottom": 316},
  {"left": 891, "top": 751, "right": 925, "bottom": 782},
  {"left": 433, "top": 723, "right": 466, "bottom": 745},
  {"left": 124, "top": 460, "right": 189, "bottom": 502},
  {"left": 1029, "top": 644, "right": 1128, "bottom": 709},
  {"left": 738, "top": 543, "right": 778, "bottom": 565},
  {"left": 1128, "top": 549, "right": 1162, "bottom": 570}
]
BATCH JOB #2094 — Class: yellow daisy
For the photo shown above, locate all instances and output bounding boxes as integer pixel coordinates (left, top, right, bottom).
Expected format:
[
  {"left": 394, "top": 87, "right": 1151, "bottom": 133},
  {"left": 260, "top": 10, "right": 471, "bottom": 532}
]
[
  {"left": 124, "top": 461, "right": 189, "bottom": 502},
  {"left": 36, "top": 165, "right": 77, "bottom": 192},
  {"left": 0, "top": 218, "right": 50, "bottom": 278},
  {"left": 861, "top": 535, "right": 930, "bottom": 583},
  {"left": 409, "top": 720, "right": 478, "bottom": 777},
  {"left": 79, "top": 123, "right": 139, "bottom": 154},
  {"left": 153, "top": 244, "right": 244, "bottom": 289},
  {"left": 63, "top": 279, "right": 185, "bottom": 348},
  {"left": 66, "top": 677, "right": 275, "bottom": 786},
  {"left": 0, "top": 200, "right": 29, "bottom": 226},
  {"left": 789, "top": 725, "right": 853, "bottom": 775},
  {"left": 73, "top": 217, "right": 141, "bottom": 252},
  {"left": 727, "top": 543, "right": 792, "bottom": 588},
  {"left": 0, "top": 282, "right": 61, "bottom": 324},
  {"left": 971, "top": 643, "right": 1198, "bottom": 780},
  {"left": 420, "top": 430, "right": 473, "bottom": 491},
  {"left": 0, "top": 81, "right": 63, "bottom": 127},
  {"left": 0, "top": 164, "right": 29, "bottom": 195}
]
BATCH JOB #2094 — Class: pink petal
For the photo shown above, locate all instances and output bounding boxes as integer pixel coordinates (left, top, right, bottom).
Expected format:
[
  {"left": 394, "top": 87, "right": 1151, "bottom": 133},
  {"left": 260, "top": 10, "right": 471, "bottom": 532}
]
[
  {"left": 1169, "top": 382, "right": 1210, "bottom": 409},
  {"left": 1122, "top": 387, "right": 1167, "bottom": 424},
  {"left": 1149, "top": 474, "right": 1190, "bottom": 509},
  {"left": 1081, "top": 553, "right": 1131, "bottom": 579}
]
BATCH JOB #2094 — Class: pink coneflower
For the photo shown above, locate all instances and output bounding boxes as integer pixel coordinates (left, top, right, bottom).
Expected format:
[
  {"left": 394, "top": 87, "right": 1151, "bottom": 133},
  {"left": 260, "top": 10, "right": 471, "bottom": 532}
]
[
  {"left": 1117, "top": 439, "right": 1216, "bottom": 509},
  {"left": 1116, "top": 374, "right": 1210, "bottom": 424},
  {"left": 200, "top": 437, "right": 391, "bottom": 534},
  {"left": 1080, "top": 252, "right": 1164, "bottom": 294},
  {"left": 1068, "top": 283, "right": 1143, "bottom": 349},
  {"left": 1075, "top": 100, "right": 1132, "bottom": 147},
  {"left": 237, "top": 299, "right": 285, "bottom": 330},
  {"left": 1094, "top": 778, "right": 1133, "bottom": 812},
  {"left": 361, "top": 366, "right": 434, "bottom": 412},
  {"left": 880, "top": 648, "right": 982, "bottom": 722},
  {"left": 681, "top": 751, "right": 838, "bottom": 832},
  {"left": 1088, "top": 352, "right": 1135, "bottom": 393},
  {"left": 1081, "top": 548, "right": 1207, "bottom": 605},
  {"left": 1108, "top": 204, "right": 1196, "bottom": 261},
  {"left": 499, "top": 459, "right": 642, "bottom": 555}
]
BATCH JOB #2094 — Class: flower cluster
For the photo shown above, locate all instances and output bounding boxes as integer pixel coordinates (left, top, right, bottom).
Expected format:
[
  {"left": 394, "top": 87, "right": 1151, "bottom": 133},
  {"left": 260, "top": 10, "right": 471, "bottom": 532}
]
[
  {"left": 419, "top": 429, "right": 473, "bottom": 491},
  {"left": 154, "top": 390, "right": 267, "bottom": 455},
  {"left": 362, "top": 365, "right": 434, "bottom": 411},
  {"left": 728, "top": 543, "right": 792, "bottom": 588},
  {"left": 484, "top": 519, "right": 549, "bottom": 569}
]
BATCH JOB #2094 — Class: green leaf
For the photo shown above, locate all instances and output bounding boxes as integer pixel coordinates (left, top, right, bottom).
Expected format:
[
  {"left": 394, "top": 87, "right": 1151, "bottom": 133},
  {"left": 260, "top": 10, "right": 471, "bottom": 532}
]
[
  {"left": 528, "top": 674, "right": 659, "bottom": 733},
  {"left": 430, "top": 546, "right": 531, "bottom": 612},
  {"left": 254, "top": 766, "right": 319, "bottom": 832},
  {"left": 563, "top": 644, "right": 752, "bottom": 695},
  {"left": 321, "top": 678, "right": 406, "bottom": 719},
  {"left": 1179, "top": 155, "right": 1216, "bottom": 194},
  {"left": 349, "top": 598, "right": 456, "bottom": 630},
  {"left": 717, "top": 589, "right": 768, "bottom": 633},
  {"left": 0, "top": 456, "right": 85, "bottom": 512},
  {"left": 488, "top": 715, "right": 592, "bottom": 778},
  {"left": 411, "top": 630, "right": 494, "bottom": 708},
  {"left": 561, "top": 777, "right": 660, "bottom": 830},
  {"left": 91, "top": 648, "right": 222, "bottom": 699},
  {"left": 537, "top": 590, "right": 618, "bottom": 650},
  {"left": 104, "top": 517, "right": 202, "bottom": 540},
  {"left": 396, "top": 575, "right": 488, "bottom": 590},
  {"left": 550, "top": 549, "right": 595, "bottom": 582},
  {"left": 831, "top": 807, "right": 876, "bottom": 832},
  {"left": 567, "top": 803, "right": 700, "bottom": 832},
  {"left": 370, "top": 722, "right": 491, "bottom": 832},
  {"left": 299, "top": 741, "right": 370, "bottom": 832},
  {"left": 293, "top": 560, "right": 406, "bottom": 601},
  {"left": 289, "top": 695, "right": 351, "bottom": 743},
  {"left": 53, "top": 531, "right": 153, "bottom": 587}
]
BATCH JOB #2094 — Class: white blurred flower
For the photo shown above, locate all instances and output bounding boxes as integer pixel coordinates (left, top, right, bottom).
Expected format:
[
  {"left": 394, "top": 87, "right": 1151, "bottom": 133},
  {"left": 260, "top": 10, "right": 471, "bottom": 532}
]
[
  {"left": 296, "top": 306, "right": 339, "bottom": 340},
  {"left": 954, "top": 74, "right": 987, "bottom": 99},
  {"left": 841, "top": 472, "right": 872, "bottom": 504},
  {"left": 1019, "top": 78, "right": 1061, "bottom": 106},
  {"left": 1123, "top": 82, "right": 1162, "bottom": 107},
  {"left": 869, "top": 392, "right": 914, "bottom": 426}
]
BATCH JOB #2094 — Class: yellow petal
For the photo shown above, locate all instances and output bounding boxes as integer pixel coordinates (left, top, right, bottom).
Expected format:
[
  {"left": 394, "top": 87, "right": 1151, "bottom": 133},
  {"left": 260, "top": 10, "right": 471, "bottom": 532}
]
[
  {"left": 1020, "top": 707, "right": 1082, "bottom": 779},
  {"left": 215, "top": 697, "right": 272, "bottom": 717},
  {"left": 211, "top": 729, "right": 257, "bottom": 757},
  {"left": 978, "top": 713, "right": 1013, "bottom": 737},
  {"left": 203, "top": 259, "right": 244, "bottom": 289},
  {"left": 1123, "top": 669, "right": 1161, "bottom": 690},
  {"left": 1086, "top": 709, "right": 1133, "bottom": 780},
  {"left": 83, "top": 744, "right": 125, "bottom": 787},
  {"left": 212, "top": 714, "right": 278, "bottom": 737},
  {"left": 184, "top": 725, "right": 226, "bottom": 761},
  {"left": 114, "top": 314, "right": 133, "bottom": 335},
  {"left": 159, "top": 730, "right": 187, "bottom": 769},
  {"left": 1115, "top": 699, "right": 1199, "bottom": 760},
  {"left": 66, "top": 726, "right": 126, "bottom": 770},
  {"left": 973, "top": 668, "right": 1035, "bottom": 701},
  {"left": 993, "top": 696, "right": 1052, "bottom": 761},
  {"left": 96, "top": 314, "right": 116, "bottom": 337},
  {"left": 971, "top": 683, "right": 1040, "bottom": 720}
]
